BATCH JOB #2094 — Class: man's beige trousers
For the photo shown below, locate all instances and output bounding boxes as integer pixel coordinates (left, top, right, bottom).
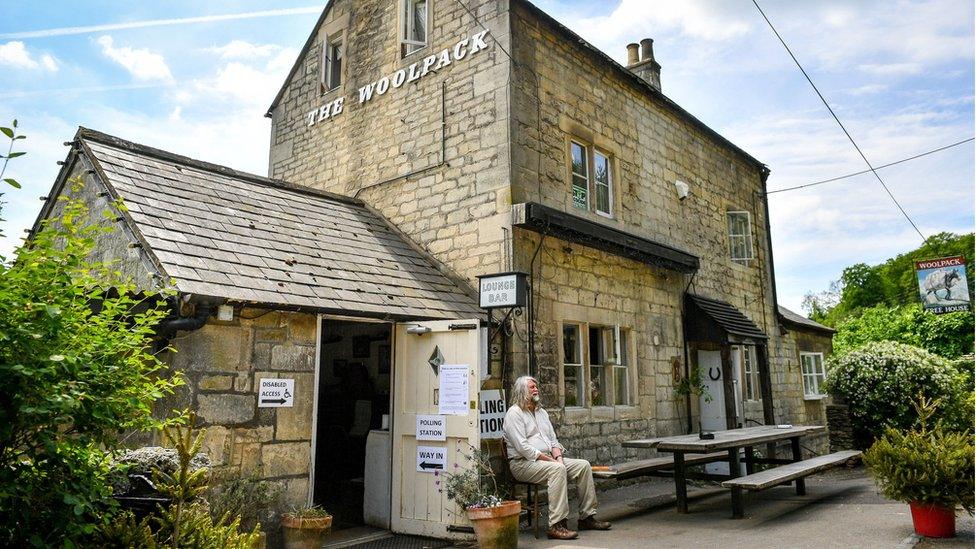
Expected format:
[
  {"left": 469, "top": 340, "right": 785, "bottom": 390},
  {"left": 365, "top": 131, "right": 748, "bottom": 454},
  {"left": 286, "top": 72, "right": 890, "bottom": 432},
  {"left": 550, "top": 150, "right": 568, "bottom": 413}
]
[{"left": 509, "top": 456, "right": 598, "bottom": 527}]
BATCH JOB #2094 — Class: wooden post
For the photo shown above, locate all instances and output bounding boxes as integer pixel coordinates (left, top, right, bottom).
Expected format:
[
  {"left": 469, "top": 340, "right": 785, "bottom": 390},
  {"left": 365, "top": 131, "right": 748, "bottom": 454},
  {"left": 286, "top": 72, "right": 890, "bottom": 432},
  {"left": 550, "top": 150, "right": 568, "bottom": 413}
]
[
  {"left": 729, "top": 448, "right": 744, "bottom": 519},
  {"left": 791, "top": 437, "right": 806, "bottom": 495},
  {"left": 674, "top": 452, "right": 688, "bottom": 514}
]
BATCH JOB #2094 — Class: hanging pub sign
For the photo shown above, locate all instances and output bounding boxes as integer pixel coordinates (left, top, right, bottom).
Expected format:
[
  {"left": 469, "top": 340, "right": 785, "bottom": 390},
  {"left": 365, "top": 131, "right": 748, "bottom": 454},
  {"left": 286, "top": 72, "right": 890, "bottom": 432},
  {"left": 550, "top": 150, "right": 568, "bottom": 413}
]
[
  {"left": 476, "top": 272, "right": 527, "bottom": 309},
  {"left": 915, "top": 256, "right": 971, "bottom": 314}
]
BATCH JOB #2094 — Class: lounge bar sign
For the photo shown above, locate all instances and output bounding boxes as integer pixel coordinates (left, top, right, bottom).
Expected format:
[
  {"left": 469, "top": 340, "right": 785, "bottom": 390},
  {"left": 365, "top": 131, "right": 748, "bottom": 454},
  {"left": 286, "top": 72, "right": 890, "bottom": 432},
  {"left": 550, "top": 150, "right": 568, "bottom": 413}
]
[
  {"left": 305, "top": 29, "right": 492, "bottom": 127},
  {"left": 477, "top": 272, "right": 527, "bottom": 309}
]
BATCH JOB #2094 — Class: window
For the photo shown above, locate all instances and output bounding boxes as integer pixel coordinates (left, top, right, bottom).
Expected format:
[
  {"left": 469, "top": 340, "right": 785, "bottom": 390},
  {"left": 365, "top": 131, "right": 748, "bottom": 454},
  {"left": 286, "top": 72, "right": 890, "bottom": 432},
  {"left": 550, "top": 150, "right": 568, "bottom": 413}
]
[
  {"left": 562, "top": 324, "right": 584, "bottom": 407},
  {"left": 736, "top": 345, "right": 760, "bottom": 401},
  {"left": 400, "top": 0, "right": 428, "bottom": 56},
  {"left": 321, "top": 35, "right": 343, "bottom": 92},
  {"left": 594, "top": 150, "right": 612, "bottom": 216},
  {"left": 801, "top": 352, "right": 826, "bottom": 398},
  {"left": 570, "top": 141, "right": 588, "bottom": 210},
  {"left": 727, "top": 211, "right": 754, "bottom": 264},
  {"left": 561, "top": 322, "right": 631, "bottom": 407},
  {"left": 568, "top": 141, "right": 614, "bottom": 216}
]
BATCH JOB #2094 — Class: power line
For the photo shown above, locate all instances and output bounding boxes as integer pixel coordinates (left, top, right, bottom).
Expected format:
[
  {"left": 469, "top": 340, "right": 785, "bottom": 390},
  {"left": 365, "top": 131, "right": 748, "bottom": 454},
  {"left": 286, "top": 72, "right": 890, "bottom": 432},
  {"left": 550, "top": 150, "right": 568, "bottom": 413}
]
[
  {"left": 752, "top": 0, "right": 927, "bottom": 241},
  {"left": 766, "top": 137, "right": 975, "bottom": 194}
]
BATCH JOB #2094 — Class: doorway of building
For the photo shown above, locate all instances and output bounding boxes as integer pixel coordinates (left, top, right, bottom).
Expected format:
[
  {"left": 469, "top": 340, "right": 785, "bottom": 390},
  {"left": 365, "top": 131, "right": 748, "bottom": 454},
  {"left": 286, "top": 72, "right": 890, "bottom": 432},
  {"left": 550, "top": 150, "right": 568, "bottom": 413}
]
[{"left": 313, "top": 319, "right": 393, "bottom": 532}]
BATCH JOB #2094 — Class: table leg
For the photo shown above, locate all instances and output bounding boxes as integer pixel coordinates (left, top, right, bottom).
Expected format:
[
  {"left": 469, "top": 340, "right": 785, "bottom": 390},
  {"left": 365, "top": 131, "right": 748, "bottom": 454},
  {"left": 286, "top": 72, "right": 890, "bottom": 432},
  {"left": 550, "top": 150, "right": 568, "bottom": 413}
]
[
  {"left": 729, "top": 448, "right": 744, "bottom": 519},
  {"left": 674, "top": 451, "right": 688, "bottom": 514},
  {"left": 791, "top": 437, "right": 806, "bottom": 496},
  {"left": 744, "top": 446, "right": 754, "bottom": 474}
]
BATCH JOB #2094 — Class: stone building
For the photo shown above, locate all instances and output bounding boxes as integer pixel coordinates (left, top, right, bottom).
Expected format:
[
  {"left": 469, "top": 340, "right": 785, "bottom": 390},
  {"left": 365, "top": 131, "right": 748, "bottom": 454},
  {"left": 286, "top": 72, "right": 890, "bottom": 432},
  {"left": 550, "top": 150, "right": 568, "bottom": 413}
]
[{"left": 34, "top": 0, "right": 834, "bottom": 541}]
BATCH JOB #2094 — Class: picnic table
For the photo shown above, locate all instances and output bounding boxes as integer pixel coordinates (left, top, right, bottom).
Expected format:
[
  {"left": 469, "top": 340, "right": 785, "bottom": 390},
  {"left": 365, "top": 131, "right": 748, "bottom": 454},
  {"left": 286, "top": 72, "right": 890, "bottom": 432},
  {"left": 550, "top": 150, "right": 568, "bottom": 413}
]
[{"left": 623, "top": 425, "right": 860, "bottom": 518}]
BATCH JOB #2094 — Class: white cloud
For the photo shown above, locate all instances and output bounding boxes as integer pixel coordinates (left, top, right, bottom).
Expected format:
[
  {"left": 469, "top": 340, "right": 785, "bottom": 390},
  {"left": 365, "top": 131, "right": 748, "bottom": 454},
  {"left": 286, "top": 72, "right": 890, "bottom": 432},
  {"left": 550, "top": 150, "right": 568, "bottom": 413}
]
[
  {"left": 207, "top": 40, "right": 281, "bottom": 59},
  {"left": 190, "top": 47, "right": 298, "bottom": 110},
  {"left": 859, "top": 63, "right": 923, "bottom": 76},
  {"left": 96, "top": 35, "right": 173, "bottom": 82},
  {"left": 0, "top": 41, "right": 58, "bottom": 71}
]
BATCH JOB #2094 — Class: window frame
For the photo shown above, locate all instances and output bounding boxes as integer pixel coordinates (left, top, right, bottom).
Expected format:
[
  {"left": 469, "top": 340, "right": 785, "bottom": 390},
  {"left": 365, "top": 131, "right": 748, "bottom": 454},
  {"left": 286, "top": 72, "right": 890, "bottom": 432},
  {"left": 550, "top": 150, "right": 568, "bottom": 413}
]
[
  {"left": 737, "top": 345, "right": 760, "bottom": 402},
  {"left": 727, "top": 211, "right": 754, "bottom": 265},
  {"left": 399, "top": 0, "right": 429, "bottom": 57},
  {"left": 320, "top": 34, "right": 343, "bottom": 93},
  {"left": 593, "top": 149, "right": 613, "bottom": 217},
  {"left": 800, "top": 352, "right": 827, "bottom": 399},
  {"left": 570, "top": 140, "right": 590, "bottom": 211},
  {"left": 560, "top": 321, "right": 632, "bottom": 408}
]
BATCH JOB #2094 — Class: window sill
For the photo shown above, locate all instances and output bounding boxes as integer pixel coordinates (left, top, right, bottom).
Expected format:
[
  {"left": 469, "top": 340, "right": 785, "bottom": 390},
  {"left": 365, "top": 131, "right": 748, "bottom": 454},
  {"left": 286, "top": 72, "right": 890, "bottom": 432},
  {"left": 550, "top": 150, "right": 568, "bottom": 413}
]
[{"left": 803, "top": 394, "right": 827, "bottom": 401}]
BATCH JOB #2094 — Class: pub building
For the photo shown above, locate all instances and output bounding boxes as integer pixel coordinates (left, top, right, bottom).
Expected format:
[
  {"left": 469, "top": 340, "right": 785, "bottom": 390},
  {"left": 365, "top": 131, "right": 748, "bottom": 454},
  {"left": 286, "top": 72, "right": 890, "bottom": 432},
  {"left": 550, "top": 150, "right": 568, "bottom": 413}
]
[{"left": 33, "top": 0, "right": 837, "bottom": 541}]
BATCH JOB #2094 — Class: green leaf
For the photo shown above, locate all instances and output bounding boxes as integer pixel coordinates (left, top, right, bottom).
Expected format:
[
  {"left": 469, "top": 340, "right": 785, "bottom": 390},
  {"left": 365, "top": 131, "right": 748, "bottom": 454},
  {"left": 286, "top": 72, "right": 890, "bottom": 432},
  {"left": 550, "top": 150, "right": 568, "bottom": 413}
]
[
  {"left": 4, "top": 178, "right": 21, "bottom": 189},
  {"left": 7, "top": 151, "right": 25, "bottom": 158},
  {"left": 0, "top": 127, "right": 13, "bottom": 138},
  {"left": 49, "top": 355, "right": 65, "bottom": 362}
]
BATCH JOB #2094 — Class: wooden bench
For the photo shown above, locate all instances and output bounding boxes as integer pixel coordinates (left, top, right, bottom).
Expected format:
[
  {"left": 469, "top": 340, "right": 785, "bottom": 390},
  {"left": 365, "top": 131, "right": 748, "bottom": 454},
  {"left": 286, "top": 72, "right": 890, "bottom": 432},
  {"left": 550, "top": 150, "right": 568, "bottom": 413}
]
[
  {"left": 721, "top": 450, "right": 862, "bottom": 518},
  {"left": 593, "top": 452, "right": 728, "bottom": 481}
]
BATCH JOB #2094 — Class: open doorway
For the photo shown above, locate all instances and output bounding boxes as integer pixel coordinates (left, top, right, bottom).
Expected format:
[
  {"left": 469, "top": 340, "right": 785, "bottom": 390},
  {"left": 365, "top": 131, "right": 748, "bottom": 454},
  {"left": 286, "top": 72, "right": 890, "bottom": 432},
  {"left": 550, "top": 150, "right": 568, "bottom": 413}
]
[{"left": 313, "top": 319, "right": 393, "bottom": 533}]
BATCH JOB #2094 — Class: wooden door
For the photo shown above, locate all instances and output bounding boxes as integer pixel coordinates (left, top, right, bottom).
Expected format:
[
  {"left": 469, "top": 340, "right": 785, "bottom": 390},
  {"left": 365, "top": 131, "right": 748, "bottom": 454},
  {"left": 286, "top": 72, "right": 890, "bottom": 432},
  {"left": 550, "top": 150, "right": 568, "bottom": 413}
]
[{"left": 391, "top": 319, "right": 481, "bottom": 538}]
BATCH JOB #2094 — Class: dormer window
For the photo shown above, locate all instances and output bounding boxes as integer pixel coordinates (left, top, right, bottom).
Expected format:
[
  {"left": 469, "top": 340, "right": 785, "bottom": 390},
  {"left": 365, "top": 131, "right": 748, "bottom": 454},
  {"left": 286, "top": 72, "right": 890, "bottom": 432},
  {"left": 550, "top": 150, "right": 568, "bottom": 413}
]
[{"left": 400, "top": 0, "right": 428, "bottom": 56}]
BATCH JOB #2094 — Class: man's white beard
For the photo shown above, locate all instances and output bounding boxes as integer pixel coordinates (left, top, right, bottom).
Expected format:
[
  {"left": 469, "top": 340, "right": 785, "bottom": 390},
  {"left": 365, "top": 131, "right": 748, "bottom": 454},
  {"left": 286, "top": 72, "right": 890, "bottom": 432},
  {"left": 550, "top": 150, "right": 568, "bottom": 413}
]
[{"left": 531, "top": 394, "right": 540, "bottom": 404}]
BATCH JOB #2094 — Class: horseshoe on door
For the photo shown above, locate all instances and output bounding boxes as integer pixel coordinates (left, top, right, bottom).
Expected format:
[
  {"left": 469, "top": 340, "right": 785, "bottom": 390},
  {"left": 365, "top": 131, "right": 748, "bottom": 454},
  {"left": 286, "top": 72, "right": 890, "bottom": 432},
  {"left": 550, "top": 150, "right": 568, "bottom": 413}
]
[{"left": 708, "top": 366, "right": 721, "bottom": 381}]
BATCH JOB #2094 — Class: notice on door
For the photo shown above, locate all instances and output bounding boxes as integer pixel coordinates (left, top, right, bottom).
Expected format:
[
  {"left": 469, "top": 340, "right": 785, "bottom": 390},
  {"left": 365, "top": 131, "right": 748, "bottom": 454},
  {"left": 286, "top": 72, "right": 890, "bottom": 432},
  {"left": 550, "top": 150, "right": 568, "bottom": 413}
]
[
  {"left": 416, "top": 415, "right": 446, "bottom": 441},
  {"left": 416, "top": 446, "right": 446, "bottom": 473},
  {"left": 479, "top": 389, "right": 506, "bottom": 439},
  {"left": 438, "top": 364, "right": 469, "bottom": 416},
  {"left": 258, "top": 378, "right": 294, "bottom": 407}
]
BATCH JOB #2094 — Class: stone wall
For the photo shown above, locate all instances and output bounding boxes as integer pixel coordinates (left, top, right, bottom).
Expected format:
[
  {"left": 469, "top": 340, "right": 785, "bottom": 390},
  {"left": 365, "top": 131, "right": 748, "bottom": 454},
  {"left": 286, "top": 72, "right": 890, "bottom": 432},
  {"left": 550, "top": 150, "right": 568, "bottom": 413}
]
[
  {"left": 159, "top": 307, "right": 318, "bottom": 508},
  {"left": 268, "top": 0, "right": 514, "bottom": 288}
]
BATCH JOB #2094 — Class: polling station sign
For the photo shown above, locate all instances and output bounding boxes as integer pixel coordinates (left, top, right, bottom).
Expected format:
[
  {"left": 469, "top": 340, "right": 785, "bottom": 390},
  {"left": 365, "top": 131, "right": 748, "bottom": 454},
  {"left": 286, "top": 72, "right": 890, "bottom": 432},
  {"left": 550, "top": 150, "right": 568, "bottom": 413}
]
[
  {"left": 915, "top": 256, "right": 971, "bottom": 314},
  {"left": 478, "top": 390, "right": 506, "bottom": 439}
]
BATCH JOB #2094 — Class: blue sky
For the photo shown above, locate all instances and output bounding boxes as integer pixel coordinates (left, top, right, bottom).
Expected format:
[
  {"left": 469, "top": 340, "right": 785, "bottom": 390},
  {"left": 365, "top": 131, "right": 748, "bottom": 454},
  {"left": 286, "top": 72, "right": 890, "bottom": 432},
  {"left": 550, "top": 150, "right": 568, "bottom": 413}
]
[{"left": 1, "top": 0, "right": 973, "bottom": 315}]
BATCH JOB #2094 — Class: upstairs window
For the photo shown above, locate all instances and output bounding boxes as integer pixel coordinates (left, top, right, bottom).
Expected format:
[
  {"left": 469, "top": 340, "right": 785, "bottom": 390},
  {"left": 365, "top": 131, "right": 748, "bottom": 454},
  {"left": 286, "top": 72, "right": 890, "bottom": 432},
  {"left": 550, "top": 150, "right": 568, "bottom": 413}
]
[
  {"left": 569, "top": 140, "right": 614, "bottom": 217},
  {"left": 570, "top": 141, "right": 589, "bottom": 210},
  {"left": 401, "top": 0, "right": 428, "bottom": 56},
  {"left": 801, "top": 352, "right": 826, "bottom": 398},
  {"left": 321, "top": 35, "right": 343, "bottom": 92},
  {"left": 727, "top": 211, "right": 754, "bottom": 264}
]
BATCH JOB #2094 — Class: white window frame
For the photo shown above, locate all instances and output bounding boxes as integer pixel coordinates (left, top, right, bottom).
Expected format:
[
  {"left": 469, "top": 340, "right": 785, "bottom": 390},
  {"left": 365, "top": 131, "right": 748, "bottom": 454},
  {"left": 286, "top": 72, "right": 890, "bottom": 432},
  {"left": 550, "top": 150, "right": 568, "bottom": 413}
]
[
  {"left": 560, "top": 322, "right": 632, "bottom": 408},
  {"left": 320, "top": 35, "right": 343, "bottom": 93},
  {"left": 593, "top": 149, "right": 613, "bottom": 217},
  {"left": 400, "top": 0, "right": 429, "bottom": 57},
  {"left": 737, "top": 345, "right": 760, "bottom": 401},
  {"left": 800, "top": 352, "right": 827, "bottom": 399},
  {"left": 570, "top": 140, "right": 589, "bottom": 211},
  {"left": 727, "top": 211, "right": 754, "bottom": 264},
  {"left": 562, "top": 323, "right": 585, "bottom": 408}
]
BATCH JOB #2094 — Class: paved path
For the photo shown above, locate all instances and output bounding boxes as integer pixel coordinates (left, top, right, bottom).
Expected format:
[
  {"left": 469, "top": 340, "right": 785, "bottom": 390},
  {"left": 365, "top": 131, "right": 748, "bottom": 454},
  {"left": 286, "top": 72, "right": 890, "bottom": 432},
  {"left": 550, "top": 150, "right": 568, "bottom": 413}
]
[{"left": 515, "top": 467, "right": 974, "bottom": 549}]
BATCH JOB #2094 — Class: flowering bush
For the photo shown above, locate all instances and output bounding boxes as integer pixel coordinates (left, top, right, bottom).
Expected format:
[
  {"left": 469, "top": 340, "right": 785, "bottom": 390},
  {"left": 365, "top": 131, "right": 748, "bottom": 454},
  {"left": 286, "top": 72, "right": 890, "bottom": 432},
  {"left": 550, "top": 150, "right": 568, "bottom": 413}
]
[{"left": 823, "top": 341, "right": 972, "bottom": 447}]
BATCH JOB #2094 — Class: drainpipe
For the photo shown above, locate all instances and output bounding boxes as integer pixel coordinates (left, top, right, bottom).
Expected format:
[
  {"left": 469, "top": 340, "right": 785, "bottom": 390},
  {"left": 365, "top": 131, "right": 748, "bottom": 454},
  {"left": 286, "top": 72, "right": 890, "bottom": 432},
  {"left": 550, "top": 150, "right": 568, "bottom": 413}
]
[
  {"left": 681, "top": 272, "right": 697, "bottom": 434},
  {"left": 156, "top": 300, "right": 213, "bottom": 340}
]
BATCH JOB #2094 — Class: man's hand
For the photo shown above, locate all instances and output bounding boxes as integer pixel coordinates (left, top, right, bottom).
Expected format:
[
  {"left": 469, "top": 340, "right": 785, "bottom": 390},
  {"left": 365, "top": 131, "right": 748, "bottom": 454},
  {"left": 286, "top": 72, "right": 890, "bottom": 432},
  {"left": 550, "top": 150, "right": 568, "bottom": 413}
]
[{"left": 537, "top": 453, "right": 557, "bottom": 462}]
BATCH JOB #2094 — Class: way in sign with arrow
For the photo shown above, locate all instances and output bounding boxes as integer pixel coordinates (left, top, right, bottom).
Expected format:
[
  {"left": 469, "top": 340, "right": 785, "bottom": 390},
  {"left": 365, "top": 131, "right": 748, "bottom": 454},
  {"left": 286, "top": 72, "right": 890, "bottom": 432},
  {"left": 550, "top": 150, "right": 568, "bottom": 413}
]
[{"left": 416, "top": 446, "right": 447, "bottom": 473}]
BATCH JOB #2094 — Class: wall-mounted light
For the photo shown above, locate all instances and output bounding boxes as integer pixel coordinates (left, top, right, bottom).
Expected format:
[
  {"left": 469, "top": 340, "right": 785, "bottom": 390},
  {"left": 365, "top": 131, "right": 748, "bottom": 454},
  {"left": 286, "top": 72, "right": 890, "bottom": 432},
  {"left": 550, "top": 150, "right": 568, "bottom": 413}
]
[{"left": 675, "top": 180, "right": 690, "bottom": 201}]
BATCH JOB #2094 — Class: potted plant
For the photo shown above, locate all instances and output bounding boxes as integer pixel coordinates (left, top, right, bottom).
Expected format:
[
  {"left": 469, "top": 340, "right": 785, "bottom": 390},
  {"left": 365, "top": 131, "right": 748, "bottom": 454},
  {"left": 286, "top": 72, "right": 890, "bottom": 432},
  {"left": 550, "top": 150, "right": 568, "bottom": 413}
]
[
  {"left": 863, "top": 396, "right": 974, "bottom": 538},
  {"left": 441, "top": 448, "right": 521, "bottom": 549},
  {"left": 280, "top": 505, "right": 332, "bottom": 549}
]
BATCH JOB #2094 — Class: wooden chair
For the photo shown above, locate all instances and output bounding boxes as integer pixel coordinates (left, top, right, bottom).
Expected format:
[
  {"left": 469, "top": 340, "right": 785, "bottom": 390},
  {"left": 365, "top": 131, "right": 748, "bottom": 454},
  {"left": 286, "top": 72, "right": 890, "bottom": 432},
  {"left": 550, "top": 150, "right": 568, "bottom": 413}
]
[{"left": 500, "top": 439, "right": 544, "bottom": 539}]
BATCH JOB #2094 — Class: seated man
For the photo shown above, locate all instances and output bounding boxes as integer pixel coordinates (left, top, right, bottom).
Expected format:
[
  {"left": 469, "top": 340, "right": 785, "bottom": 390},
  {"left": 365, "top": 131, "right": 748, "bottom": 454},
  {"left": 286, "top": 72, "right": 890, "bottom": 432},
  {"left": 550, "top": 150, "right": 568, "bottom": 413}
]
[{"left": 502, "top": 375, "right": 611, "bottom": 540}]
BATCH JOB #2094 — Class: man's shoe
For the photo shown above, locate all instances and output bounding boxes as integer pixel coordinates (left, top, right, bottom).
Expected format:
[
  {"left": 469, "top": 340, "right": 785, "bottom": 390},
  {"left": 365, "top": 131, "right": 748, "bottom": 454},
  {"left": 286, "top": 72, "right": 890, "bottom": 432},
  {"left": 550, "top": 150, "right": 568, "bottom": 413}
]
[
  {"left": 547, "top": 520, "right": 579, "bottom": 540},
  {"left": 578, "top": 515, "right": 612, "bottom": 531}
]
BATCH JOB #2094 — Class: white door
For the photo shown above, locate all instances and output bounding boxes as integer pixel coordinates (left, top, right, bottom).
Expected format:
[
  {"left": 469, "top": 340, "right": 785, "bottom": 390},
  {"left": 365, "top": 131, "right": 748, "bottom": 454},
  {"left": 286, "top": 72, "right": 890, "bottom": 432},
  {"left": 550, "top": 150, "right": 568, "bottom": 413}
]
[
  {"left": 698, "top": 350, "right": 730, "bottom": 475},
  {"left": 391, "top": 319, "right": 481, "bottom": 538}
]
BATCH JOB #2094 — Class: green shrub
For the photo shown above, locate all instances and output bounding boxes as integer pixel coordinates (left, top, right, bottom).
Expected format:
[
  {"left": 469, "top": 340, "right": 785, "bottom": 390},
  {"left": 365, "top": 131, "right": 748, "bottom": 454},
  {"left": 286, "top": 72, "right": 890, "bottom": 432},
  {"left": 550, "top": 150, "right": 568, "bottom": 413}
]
[
  {"left": 823, "top": 341, "right": 970, "bottom": 447},
  {"left": 863, "top": 397, "right": 974, "bottom": 512},
  {"left": 0, "top": 179, "right": 182, "bottom": 546},
  {"left": 207, "top": 470, "right": 283, "bottom": 534},
  {"left": 832, "top": 304, "right": 974, "bottom": 358}
]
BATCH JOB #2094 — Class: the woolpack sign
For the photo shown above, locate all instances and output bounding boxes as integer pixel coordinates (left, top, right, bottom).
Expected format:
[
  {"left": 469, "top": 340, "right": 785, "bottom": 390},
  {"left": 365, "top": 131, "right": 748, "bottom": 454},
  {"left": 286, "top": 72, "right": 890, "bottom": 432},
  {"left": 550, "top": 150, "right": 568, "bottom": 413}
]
[{"left": 915, "top": 256, "right": 971, "bottom": 314}]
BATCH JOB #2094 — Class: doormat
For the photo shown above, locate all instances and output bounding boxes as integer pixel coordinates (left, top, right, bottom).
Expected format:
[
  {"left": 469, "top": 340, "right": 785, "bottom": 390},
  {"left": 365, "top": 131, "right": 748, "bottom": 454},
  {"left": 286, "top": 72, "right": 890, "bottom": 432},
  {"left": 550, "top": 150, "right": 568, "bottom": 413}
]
[{"left": 347, "top": 535, "right": 454, "bottom": 549}]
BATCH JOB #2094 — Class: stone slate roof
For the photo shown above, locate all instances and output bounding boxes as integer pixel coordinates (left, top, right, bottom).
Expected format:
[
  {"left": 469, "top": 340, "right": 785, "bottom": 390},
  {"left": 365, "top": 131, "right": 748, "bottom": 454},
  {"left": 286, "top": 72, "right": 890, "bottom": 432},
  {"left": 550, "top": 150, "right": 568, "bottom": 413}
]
[
  {"left": 65, "top": 128, "right": 482, "bottom": 320},
  {"left": 777, "top": 306, "right": 835, "bottom": 334},
  {"left": 687, "top": 294, "right": 768, "bottom": 340}
]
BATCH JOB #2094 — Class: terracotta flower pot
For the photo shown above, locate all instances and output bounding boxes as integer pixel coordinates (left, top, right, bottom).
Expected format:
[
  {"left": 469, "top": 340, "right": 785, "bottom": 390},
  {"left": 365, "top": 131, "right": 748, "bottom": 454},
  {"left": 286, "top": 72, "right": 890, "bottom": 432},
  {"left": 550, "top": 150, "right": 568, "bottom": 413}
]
[
  {"left": 909, "top": 502, "right": 956, "bottom": 538},
  {"left": 281, "top": 514, "right": 333, "bottom": 549},
  {"left": 466, "top": 500, "right": 521, "bottom": 549}
]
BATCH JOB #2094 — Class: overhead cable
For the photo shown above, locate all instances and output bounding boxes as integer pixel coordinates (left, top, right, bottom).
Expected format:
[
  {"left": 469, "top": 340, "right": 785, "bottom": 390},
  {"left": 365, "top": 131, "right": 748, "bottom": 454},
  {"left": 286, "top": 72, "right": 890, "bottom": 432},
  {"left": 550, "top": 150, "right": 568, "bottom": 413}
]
[{"left": 752, "top": 0, "right": 927, "bottom": 241}]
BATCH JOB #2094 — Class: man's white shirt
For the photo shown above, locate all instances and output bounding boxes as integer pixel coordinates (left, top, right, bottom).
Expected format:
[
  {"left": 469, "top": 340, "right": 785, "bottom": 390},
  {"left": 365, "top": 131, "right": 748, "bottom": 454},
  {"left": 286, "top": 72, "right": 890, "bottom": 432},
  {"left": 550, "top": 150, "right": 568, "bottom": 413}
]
[{"left": 503, "top": 404, "right": 565, "bottom": 461}]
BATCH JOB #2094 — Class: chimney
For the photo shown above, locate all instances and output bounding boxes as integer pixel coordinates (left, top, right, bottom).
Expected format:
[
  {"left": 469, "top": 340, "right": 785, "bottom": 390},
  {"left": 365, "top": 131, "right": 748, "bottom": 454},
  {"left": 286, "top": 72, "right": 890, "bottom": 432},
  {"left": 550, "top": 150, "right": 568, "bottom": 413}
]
[{"left": 626, "top": 37, "right": 662, "bottom": 92}]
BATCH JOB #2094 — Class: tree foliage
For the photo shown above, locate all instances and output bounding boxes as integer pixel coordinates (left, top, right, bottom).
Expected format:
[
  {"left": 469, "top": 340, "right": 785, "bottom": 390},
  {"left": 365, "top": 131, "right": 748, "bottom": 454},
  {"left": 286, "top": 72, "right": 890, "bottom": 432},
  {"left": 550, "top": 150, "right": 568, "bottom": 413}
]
[
  {"left": 0, "top": 176, "right": 182, "bottom": 546},
  {"left": 804, "top": 232, "right": 975, "bottom": 358}
]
